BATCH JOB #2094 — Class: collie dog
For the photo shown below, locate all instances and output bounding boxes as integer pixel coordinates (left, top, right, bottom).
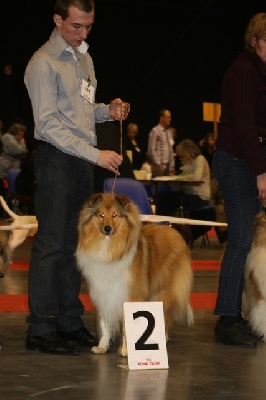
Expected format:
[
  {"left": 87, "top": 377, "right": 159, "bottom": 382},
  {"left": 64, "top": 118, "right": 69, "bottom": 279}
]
[
  {"left": 76, "top": 192, "right": 194, "bottom": 356},
  {"left": 244, "top": 210, "right": 266, "bottom": 341}
]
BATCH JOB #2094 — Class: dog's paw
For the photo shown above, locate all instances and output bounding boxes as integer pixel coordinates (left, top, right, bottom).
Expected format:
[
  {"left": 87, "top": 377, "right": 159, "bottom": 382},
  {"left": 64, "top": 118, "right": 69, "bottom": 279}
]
[
  {"left": 91, "top": 345, "right": 108, "bottom": 354},
  {"left": 118, "top": 344, "right": 128, "bottom": 357}
]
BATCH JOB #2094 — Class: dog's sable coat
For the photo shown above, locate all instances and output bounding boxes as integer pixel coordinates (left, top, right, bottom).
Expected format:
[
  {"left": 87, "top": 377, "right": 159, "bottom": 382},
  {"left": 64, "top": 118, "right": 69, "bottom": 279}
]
[
  {"left": 0, "top": 195, "right": 37, "bottom": 278},
  {"left": 0, "top": 196, "right": 37, "bottom": 251},
  {"left": 76, "top": 192, "right": 194, "bottom": 355},
  {"left": 244, "top": 210, "right": 266, "bottom": 341}
]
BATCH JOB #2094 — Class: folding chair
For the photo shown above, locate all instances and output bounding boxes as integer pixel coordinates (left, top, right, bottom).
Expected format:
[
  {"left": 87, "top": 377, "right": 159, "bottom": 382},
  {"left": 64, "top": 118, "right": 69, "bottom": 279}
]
[
  {"left": 6, "top": 168, "right": 21, "bottom": 214},
  {"left": 103, "top": 177, "right": 153, "bottom": 215}
]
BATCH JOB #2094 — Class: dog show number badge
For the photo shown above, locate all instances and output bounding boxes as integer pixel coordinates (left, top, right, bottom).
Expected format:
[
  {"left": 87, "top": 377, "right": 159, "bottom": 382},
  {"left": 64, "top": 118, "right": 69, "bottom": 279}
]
[{"left": 122, "top": 302, "right": 169, "bottom": 370}]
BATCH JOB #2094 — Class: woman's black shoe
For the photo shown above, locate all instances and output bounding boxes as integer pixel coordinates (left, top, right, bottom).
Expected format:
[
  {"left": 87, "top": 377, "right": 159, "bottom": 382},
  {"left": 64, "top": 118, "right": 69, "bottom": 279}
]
[
  {"left": 26, "top": 332, "right": 79, "bottom": 355},
  {"left": 215, "top": 320, "right": 257, "bottom": 348}
]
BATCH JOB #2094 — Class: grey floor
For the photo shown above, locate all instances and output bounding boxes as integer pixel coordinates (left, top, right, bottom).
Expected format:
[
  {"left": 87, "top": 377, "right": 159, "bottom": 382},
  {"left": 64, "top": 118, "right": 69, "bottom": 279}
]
[{"left": 1, "top": 233, "right": 266, "bottom": 400}]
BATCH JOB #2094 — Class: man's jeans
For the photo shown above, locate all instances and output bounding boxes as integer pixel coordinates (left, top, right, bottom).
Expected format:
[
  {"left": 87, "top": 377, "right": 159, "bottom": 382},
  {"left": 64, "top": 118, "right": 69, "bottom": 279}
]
[
  {"left": 27, "top": 142, "right": 94, "bottom": 336},
  {"left": 212, "top": 150, "right": 259, "bottom": 316}
]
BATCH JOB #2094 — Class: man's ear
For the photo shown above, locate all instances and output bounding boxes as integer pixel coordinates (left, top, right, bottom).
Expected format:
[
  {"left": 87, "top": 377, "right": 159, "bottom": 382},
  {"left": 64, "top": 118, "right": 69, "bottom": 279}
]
[{"left": 54, "top": 14, "right": 62, "bottom": 27}]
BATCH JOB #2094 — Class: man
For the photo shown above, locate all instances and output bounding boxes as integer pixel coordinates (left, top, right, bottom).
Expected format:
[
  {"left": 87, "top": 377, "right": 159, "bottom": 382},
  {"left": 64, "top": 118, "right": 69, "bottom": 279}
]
[
  {"left": 147, "top": 109, "right": 175, "bottom": 177},
  {"left": 24, "top": 0, "right": 129, "bottom": 356}
]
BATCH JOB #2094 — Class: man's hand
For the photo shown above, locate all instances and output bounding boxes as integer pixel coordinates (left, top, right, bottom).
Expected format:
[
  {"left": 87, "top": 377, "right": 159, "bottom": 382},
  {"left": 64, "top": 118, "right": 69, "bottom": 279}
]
[
  {"left": 109, "top": 98, "right": 130, "bottom": 121},
  {"left": 97, "top": 150, "right": 123, "bottom": 174}
]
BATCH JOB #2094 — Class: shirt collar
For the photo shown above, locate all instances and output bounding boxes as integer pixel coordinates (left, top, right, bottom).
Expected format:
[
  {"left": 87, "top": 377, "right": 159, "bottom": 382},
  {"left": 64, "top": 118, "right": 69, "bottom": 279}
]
[
  {"left": 50, "top": 28, "right": 89, "bottom": 59},
  {"left": 66, "top": 41, "right": 88, "bottom": 59}
]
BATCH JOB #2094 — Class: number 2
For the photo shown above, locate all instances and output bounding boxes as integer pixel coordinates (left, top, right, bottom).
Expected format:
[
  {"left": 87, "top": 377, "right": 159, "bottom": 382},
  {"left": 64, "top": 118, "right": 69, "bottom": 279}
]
[{"left": 133, "top": 310, "right": 159, "bottom": 350}]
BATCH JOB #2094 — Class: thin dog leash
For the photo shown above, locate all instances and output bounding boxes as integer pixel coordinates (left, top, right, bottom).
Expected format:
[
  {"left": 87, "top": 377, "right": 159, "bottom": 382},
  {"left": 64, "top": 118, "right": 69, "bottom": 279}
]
[{"left": 111, "top": 102, "right": 130, "bottom": 192}]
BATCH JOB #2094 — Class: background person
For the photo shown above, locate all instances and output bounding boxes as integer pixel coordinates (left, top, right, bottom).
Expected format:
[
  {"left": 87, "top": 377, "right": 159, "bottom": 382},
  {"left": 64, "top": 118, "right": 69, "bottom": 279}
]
[
  {"left": 200, "top": 132, "right": 228, "bottom": 244},
  {"left": 15, "top": 129, "right": 37, "bottom": 215},
  {"left": 124, "top": 122, "right": 144, "bottom": 170},
  {"left": 147, "top": 109, "right": 175, "bottom": 177},
  {"left": 24, "top": 0, "right": 129, "bottom": 356},
  {"left": 156, "top": 139, "right": 211, "bottom": 217},
  {"left": 212, "top": 13, "right": 266, "bottom": 348},
  {"left": 0, "top": 122, "right": 28, "bottom": 190},
  {"left": 199, "top": 132, "right": 216, "bottom": 170}
]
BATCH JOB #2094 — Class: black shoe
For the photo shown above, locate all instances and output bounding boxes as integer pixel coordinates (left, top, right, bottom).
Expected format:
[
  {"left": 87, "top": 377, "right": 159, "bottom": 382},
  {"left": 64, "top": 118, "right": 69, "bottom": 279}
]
[
  {"left": 57, "top": 326, "right": 98, "bottom": 347},
  {"left": 26, "top": 332, "right": 79, "bottom": 356},
  {"left": 215, "top": 320, "right": 257, "bottom": 348}
]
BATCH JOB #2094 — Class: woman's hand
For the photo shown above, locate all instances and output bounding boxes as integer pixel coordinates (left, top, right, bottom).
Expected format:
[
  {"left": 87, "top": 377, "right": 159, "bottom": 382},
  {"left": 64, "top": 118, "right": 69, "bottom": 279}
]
[{"left": 257, "top": 173, "right": 266, "bottom": 202}]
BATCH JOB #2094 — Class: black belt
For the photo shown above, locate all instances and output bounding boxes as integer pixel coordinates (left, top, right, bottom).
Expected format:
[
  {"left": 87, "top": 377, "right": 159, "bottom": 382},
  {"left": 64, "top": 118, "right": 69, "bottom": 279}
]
[{"left": 259, "top": 137, "right": 266, "bottom": 144}]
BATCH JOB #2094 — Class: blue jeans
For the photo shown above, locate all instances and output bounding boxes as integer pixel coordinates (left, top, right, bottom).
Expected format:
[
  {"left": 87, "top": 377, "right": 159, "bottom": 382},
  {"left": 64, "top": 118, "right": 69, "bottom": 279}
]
[
  {"left": 212, "top": 150, "right": 259, "bottom": 316},
  {"left": 27, "top": 142, "right": 94, "bottom": 336}
]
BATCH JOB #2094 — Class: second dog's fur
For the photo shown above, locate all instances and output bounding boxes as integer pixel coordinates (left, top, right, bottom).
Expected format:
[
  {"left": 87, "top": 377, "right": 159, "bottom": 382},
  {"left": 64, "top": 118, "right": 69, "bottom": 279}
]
[
  {"left": 244, "top": 210, "right": 266, "bottom": 341},
  {"left": 76, "top": 192, "right": 194, "bottom": 356},
  {"left": 0, "top": 196, "right": 37, "bottom": 278},
  {"left": 0, "top": 231, "right": 11, "bottom": 278},
  {"left": 0, "top": 196, "right": 37, "bottom": 251}
]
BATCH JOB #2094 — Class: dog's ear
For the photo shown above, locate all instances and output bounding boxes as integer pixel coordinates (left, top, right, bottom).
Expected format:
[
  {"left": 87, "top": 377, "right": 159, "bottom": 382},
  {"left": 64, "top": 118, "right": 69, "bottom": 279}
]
[
  {"left": 89, "top": 193, "right": 103, "bottom": 205},
  {"left": 114, "top": 194, "right": 132, "bottom": 208}
]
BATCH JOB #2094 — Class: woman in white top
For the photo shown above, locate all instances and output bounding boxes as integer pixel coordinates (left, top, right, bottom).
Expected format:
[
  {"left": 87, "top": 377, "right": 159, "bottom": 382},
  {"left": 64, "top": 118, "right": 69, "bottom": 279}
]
[
  {"left": 176, "top": 139, "right": 211, "bottom": 203},
  {"left": 157, "top": 139, "right": 211, "bottom": 217}
]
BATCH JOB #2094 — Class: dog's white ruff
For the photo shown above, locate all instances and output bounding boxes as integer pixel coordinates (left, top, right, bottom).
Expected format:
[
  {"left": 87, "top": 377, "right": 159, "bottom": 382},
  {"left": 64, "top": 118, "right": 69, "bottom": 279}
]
[{"left": 76, "top": 242, "right": 137, "bottom": 354}]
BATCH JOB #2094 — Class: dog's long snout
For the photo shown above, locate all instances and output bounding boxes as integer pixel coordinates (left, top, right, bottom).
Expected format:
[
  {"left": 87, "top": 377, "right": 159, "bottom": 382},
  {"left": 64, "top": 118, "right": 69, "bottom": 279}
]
[{"left": 103, "top": 225, "right": 112, "bottom": 236}]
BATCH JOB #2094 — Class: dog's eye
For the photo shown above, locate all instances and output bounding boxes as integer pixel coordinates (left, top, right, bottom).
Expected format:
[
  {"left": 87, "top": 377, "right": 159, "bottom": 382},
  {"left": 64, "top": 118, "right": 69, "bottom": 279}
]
[
  {"left": 99, "top": 214, "right": 105, "bottom": 219},
  {"left": 112, "top": 213, "right": 118, "bottom": 218}
]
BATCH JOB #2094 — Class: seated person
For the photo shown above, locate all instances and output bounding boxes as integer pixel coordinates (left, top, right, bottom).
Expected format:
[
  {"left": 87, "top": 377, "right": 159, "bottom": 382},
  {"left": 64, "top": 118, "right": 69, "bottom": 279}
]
[
  {"left": 156, "top": 139, "right": 211, "bottom": 217},
  {"left": 0, "top": 123, "right": 28, "bottom": 200}
]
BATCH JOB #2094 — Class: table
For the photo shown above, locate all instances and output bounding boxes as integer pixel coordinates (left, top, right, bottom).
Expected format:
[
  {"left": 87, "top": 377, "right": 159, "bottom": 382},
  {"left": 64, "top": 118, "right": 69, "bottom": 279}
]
[{"left": 138, "top": 175, "right": 203, "bottom": 217}]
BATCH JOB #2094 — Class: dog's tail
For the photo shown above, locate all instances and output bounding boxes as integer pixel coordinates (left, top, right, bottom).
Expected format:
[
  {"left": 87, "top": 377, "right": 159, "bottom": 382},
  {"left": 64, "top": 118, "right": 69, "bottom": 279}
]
[{"left": 0, "top": 196, "right": 18, "bottom": 220}]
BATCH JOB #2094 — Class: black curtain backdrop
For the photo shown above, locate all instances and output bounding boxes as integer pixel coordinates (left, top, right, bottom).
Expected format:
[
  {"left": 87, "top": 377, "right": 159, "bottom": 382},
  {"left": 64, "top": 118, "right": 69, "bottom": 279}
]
[{"left": 1, "top": 0, "right": 266, "bottom": 151}]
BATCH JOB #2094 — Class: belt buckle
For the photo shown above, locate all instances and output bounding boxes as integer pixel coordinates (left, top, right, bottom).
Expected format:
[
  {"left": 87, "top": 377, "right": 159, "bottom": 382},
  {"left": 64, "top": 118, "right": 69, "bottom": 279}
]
[{"left": 259, "top": 136, "right": 263, "bottom": 143}]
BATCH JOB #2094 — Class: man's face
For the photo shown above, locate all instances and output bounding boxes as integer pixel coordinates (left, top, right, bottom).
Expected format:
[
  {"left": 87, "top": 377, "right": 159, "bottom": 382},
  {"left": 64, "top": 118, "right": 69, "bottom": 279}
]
[
  {"left": 161, "top": 112, "right": 171, "bottom": 127},
  {"left": 54, "top": 5, "right": 94, "bottom": 48}
]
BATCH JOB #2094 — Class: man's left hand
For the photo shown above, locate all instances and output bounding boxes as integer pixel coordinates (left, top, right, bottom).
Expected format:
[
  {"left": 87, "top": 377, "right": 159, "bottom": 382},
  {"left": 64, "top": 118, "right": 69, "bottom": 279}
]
[{"left": 109, "top": 98, "right": 130, "bottom": 121}]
